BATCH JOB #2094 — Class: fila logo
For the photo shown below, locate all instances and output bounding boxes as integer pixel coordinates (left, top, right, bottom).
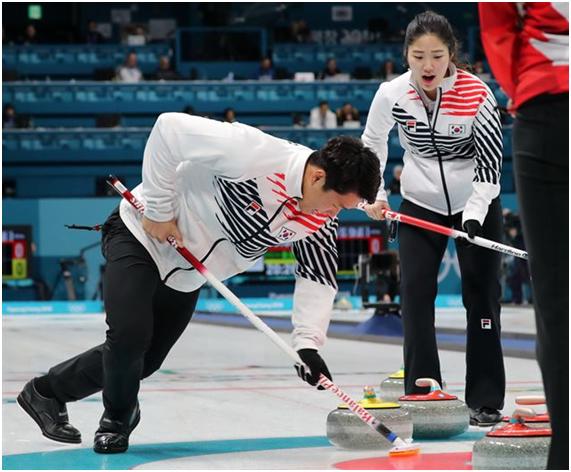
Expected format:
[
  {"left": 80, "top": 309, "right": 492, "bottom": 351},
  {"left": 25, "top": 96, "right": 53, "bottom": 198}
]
[
  {"left": 245, "top": 201, "right": 262, "bottom": 216},
  {"left": 405, "top": 120, "right": 417, "bottom": 132},
  {"left": 481, "top": 319, "right": 492, "bottom": 330},
  {"left": 449, "top": 124, "right": 466, "bottom": 136},
  {"left": 277, "top": 226, "right": 296, "bottom": 241}
]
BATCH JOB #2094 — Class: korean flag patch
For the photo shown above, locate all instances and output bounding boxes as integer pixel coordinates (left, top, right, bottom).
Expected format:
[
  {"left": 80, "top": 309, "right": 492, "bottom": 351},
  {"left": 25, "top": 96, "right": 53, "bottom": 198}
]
[
  {"left": 277, "top": 226, "right": 296, "bottom": 242},
  {"left": 449, "top": 124, "right": 466, "bottom": 136}
]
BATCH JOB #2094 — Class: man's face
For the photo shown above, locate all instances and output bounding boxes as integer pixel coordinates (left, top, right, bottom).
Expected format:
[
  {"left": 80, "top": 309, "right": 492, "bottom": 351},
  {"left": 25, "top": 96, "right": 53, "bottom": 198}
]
[{"left": 299, "top": 168, "right": 362, "bottom": 217}]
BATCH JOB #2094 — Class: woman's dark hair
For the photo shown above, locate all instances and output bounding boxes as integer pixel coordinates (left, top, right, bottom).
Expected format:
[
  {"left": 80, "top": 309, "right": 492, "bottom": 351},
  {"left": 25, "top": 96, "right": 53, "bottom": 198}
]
[
  {"left": 309, "top": 136, "right": 381, "bottom": 203},
  {"left": 403, "top": 11, "right": 467, "bottom": 69}
]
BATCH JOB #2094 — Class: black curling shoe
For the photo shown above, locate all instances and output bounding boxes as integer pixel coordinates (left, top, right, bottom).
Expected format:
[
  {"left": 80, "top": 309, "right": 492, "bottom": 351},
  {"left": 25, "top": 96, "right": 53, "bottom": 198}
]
[
  {"left": 93, "top": 404, "right": 140, "bottom": 454},
  {"left": 469, "top": 407, "right": 502, "bottom": 427},
  {"left": 17, "top": 379, "right": 81, "bottom": 444}
]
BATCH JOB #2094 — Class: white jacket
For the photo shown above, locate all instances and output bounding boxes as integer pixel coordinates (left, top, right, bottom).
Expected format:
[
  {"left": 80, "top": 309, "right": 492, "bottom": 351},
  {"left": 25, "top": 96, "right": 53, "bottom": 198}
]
[
  {"left": 362, "top": 65, "right": 503, "bottom": 225},
  {"left": 120, "top": 113, "right": 338, "bottom": 351}
]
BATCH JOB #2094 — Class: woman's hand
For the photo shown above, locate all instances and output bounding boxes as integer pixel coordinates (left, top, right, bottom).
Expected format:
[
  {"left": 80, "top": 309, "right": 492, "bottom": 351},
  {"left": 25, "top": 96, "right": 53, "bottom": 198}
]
[{"left": 362, "top": 200, "right": 391, "bottom": 220}]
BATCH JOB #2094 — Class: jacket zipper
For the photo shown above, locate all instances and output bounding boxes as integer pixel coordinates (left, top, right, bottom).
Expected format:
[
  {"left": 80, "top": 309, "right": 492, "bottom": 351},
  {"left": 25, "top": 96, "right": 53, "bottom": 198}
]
[{"left": 414, "top": 85, "right": 453, "bottom": 216}]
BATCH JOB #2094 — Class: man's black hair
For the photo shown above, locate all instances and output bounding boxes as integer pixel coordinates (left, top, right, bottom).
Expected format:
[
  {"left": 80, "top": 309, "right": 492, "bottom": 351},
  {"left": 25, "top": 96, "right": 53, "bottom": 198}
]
[{"left": 309, "top": 136, "right": 381, "bottom": 203}]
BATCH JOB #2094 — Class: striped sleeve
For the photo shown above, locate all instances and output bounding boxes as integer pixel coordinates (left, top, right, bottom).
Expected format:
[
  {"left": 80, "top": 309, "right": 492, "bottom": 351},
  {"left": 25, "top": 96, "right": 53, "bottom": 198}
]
[
  {"left": 462, "top": 90, "right": 503, "bottom": 225},
  {"left": 290, "top": 217, "right": 339, "bottom": 351},
  {"left": 292, "top": 217, "right": 339, "bottom": 290}
]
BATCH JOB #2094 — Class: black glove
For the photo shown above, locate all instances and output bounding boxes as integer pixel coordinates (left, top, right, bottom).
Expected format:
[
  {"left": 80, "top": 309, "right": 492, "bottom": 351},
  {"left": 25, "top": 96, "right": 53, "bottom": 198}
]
[
  {"left": 463, "top": 219, "right": 483, "bottom": 239},
  {"left": 295, "top": 349, "right": 332, "bottom": 390}
]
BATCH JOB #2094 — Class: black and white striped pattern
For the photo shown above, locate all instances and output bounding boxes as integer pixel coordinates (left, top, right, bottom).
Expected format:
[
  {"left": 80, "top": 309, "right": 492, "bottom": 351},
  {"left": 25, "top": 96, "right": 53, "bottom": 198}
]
[
  {"left": 472, "top": 94, "right": 503, "bottom": 185},
  {"left": 292, "top": 217, "right": 339, "bottom": 290},
  {"left": 393, "top": 105, "right": 475, "bottom": 161},
  {"left": 214, "top": 177, "right": 279, "bottom": 260}
]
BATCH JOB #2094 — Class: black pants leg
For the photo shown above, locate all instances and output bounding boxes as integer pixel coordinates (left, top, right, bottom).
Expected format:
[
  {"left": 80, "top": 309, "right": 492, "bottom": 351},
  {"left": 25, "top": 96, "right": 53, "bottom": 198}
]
[
  {"left": 513, "top": 95, "right": 569, "bottom": 470},
  {"left": 398, "top": 200, "right": 449, "bottom": 394},
  {"left": 454, "top": 198, "right": 505, "bottom": 410},
  {"left": 47, "top": 210, "right": 199, "bottom": 423}
]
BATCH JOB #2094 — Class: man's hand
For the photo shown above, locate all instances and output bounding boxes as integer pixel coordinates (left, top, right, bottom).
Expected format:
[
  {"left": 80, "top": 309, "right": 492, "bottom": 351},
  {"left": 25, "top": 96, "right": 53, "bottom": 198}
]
[
  {"left": 463, "top": 219, "right": 483, "bottom": 239},
  {"left": 362, "top": 200, "right": 391, "bottom": 220},
  {"left": 295, "top": 349, "right": 332, "bottom": 390},
  {"left": 142, "top": 216, "right": 184, "bottom": 247}
]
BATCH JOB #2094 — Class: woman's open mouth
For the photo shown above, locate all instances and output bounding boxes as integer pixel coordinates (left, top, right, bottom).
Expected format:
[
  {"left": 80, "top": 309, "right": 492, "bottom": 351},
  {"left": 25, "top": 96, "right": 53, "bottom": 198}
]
[{"left": 422, "top": 75, "right": 436, "bottom": 84}]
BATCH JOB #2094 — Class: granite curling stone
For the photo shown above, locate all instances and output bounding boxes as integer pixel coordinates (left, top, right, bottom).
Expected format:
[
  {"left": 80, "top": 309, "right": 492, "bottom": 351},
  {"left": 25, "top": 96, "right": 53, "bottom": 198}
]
[
  {"left": 495, "top": 395, "right": 551, "bottom": 430},
  {"left": 326, "top": 386, "right": 413, "bottom": 450},
  {"left": 379, "top": 367, "right": 405, "bottom": 402},
  {"left": 472, "top": 407, "right": 551, "bottom": 470},
  {"left": 399, "top": 378, "right": 469, "bottom": 439}
]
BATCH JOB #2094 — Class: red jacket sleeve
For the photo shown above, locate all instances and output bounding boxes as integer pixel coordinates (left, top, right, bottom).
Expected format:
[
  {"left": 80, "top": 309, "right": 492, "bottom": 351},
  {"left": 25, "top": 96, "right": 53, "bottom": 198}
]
[{"left": 478, "top": 3, "right": 519, "bottom": 100}]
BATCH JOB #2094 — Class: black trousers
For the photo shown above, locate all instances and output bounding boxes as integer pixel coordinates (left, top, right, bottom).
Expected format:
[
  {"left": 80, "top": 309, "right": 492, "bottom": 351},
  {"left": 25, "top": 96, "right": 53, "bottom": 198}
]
[
  {"left": 47, "top": 209, "right": 200, "bottom": 423},
  {"left": 399, "top": 198, "right": 505, "bottom": 410},
  {"left": 513, "top": 95, "right": 569, "bottom": 470}
]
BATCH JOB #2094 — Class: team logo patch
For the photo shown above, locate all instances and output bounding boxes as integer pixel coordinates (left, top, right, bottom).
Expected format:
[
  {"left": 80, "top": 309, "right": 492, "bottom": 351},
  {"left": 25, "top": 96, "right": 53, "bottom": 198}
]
[
  {"left": 277, "top": 226, "right": 296, "bottom": 241},
  {"left": 481, "top": 318, "right": 492, "bottom": 330},
  {"left": 405, "top": 120, "right": 417, "bottom": 132},
  {"left": 449, "top": 124, "right": 466, "bottom": 136},
  {"left": 245, "top": 201, "right": 262, "bottom": 216}
]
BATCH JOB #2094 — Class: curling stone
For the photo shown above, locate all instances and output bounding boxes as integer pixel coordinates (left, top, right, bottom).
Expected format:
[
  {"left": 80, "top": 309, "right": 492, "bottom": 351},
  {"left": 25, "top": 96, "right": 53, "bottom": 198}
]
[
  {"left": 399, "top": 378, "right": 469, "bottom": 439},
  {"left": 379, "top": 367, "right": 405, "bottom": 402},
  {"left": 472, "top": 407, "right": 551, "bottom": 470},
  {"left": 495, "top": 396, "right": 550, "bottom": 430},
  {"left": 379, "top": 368, "right": 447, "bottom": 402},
  {"left": 326, "top": 386, "right": 413, "bottom": 450}
]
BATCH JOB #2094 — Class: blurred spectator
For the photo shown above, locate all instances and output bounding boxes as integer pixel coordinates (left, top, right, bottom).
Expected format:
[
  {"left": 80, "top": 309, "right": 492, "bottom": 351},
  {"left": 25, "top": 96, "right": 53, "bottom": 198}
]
[
  {"left": 3, "top": 104, "right": 30, "bottom": 129},
  {"left": 291, "top": 19, "right": 311, "bottom": 43},
  {"left": 473, "top": 59, "right": 492, "bottom": 81},
  {"left": 381, "top": 59, "right": 399, "bottom": 81},
  {"left": 309, "top": 101, "right": 337, "bottom": 129},
  {"left": 292, "top": 113, "right": 306, "bottom": 128},
  {"left": 336, "top": 102, "right": 360, "bottom": 127},
  {"left": 19, "top": 24, "right": 39, "bottom": 45},
  {"left": 388, "top": 165, "right": 402, "bottom": 195},
  {"left": 223, "top": 108, "right": 236, "bottom": 123},
  {"left": 152, "top": 56, "right": 180, "bottom": 81},
  {"left": 115, "top": 51, "right": 143, "bottom": 83},
  {"left": 85, "top": 20, "right": 105, "bottom": 44},
  {"left": 502, "top": 211, "right": 530, "bottom": 304},
  {"left": 182, "top": 105, "right": 195, "bottom": 116},
  {"left": 256, "top": 56, "right": 274, "bottom": 81},
  {"left": 122, "top": 24, "right": 147, "bottom": 46},
  {"left": 3, "top": 104, "right": 17, "bottom": 129},
  {"left": 318, "top": 58, "right": 342, "bottom": 80}
]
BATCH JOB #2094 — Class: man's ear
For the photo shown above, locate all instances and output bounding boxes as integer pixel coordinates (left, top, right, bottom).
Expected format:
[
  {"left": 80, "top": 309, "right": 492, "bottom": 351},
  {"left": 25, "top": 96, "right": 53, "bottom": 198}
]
[{"left": 312, "top": 168, "right": 326, "bottom": 184}]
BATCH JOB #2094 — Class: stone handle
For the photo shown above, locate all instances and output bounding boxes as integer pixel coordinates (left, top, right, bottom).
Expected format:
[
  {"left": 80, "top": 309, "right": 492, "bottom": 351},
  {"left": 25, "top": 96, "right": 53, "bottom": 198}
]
[
  {"left": 515, "top": 395, "right": 546, "bottom": 406},
  {"left": 511, "top": 407, "right": 536, "bottom": 422},
  {"left": 415, "top": 378, "right": 441, "bottom": 391}
]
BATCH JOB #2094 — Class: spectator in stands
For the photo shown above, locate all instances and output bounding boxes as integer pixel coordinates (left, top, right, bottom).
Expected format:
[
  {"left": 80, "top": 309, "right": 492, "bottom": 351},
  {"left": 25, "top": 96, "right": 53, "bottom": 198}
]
[
  {"left": 387, "top": 165, "right": 402, "bottom": 195},
  {"left": 473, "top": 59, "right": 491, "bottom": 81},
  {"left": 122, "top": 25, "right": 147, "bottom": 46},
  {"left": 116, "top": 51, "right": 143, "bottom": 83},
  {"left": 85, "top": 20, "right": 105, "bottom": 44},
  {"left": 309, "top": 101, "right": 337, "bottom": 129},
  {"left": 19, "top": 24, "right": 39, "bottom": 45},
  {"left": 256, "top": 56, "right": 274, "bottom": 81},
  {"left": 223, "top": 108, "right": 236, "bottom": 123},
  {"left": 152, "top": 56, "right": 180, "bottom": 81},
  {"left": 336, "top": 102, "right": 360, "bottom": 127},
  {"left": 381, "top": 59, "right": 399, "bottom": 81},
  {"left": 291, "top": 19, "right": 311, "bottom": 43},
  {"left": 2, "top": 104, "right": 30, "bottom": 129},
  {"left": 292, "top": 113, "right": 306, "bottom": 128},
  {"left": 3, "top": 104, "right": 17, "bottom": 129},
  {"left": 318, "top": 58, "right": 342, "bottom": 80}
]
